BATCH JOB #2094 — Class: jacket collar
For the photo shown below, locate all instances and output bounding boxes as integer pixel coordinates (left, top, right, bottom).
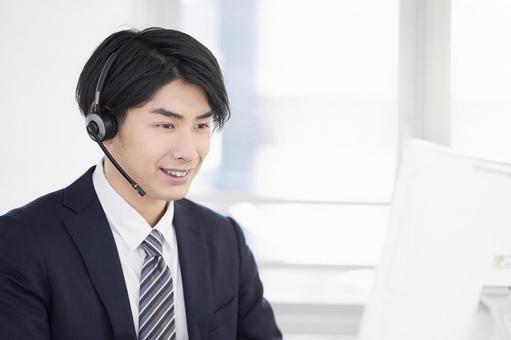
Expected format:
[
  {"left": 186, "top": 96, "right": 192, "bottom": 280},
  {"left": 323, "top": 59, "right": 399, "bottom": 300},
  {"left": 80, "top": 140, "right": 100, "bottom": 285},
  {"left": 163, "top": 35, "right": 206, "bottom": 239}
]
[
  {"left": 61, "top": 166, "right": 212, "bottom": 340},
  {"left": 173, "top": 200, "right": 212, "bottom": 340},
  {"left": 62, "top": 166, "right": 137, "bottom": 340}
]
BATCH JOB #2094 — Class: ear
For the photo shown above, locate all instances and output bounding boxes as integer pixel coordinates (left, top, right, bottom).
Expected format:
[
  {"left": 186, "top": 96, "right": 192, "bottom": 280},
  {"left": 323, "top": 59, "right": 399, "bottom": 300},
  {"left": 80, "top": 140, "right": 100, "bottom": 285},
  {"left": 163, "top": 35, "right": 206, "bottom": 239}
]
[{"left": 102, "top": 135, "right": 116, "bottom": 147}]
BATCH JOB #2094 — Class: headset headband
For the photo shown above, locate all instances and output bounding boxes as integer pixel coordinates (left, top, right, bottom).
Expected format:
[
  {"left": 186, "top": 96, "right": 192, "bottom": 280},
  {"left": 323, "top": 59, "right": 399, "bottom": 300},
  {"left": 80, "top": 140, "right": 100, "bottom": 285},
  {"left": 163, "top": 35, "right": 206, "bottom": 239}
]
[{"left": 91, "top": 51, "right": 119, "bottom": 113}]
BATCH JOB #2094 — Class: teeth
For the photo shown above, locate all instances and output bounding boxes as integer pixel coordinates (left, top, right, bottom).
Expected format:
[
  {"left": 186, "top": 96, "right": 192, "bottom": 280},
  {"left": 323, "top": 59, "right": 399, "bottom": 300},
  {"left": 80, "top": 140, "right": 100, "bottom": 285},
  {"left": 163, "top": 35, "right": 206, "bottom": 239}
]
[{"left": 164, "top": 169, "right": 187, "bottom": 177}]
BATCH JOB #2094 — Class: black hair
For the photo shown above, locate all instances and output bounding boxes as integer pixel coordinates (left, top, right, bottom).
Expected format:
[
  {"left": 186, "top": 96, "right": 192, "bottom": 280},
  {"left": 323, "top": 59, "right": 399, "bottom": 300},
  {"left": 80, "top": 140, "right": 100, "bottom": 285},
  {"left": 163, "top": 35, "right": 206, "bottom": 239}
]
[{"left": 76, "top": 27, "right": 230, "bottom": 130}]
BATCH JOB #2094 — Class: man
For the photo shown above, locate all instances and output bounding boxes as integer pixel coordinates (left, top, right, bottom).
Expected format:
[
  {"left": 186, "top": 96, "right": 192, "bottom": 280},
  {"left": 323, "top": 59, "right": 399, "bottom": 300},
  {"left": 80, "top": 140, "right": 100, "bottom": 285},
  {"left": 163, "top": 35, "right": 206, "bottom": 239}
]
[{"left": 0, "top": 27, "right": 282, "bottom": 340}]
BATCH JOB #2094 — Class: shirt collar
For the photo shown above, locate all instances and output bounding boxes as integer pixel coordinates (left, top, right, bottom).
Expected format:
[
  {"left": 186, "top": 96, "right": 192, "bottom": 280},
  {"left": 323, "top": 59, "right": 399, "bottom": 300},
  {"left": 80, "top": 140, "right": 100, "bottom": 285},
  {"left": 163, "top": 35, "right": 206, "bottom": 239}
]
[{"left": 92, "top": 158, "right": 175, "bottom": 252}]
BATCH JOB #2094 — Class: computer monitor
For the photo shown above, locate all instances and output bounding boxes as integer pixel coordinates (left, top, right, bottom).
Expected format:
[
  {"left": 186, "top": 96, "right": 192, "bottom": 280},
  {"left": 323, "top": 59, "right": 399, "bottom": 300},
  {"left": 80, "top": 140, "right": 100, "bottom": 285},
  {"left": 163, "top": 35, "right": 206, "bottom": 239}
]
[{"left": 358, "top": 139, "right": 511, "bottom": 340}]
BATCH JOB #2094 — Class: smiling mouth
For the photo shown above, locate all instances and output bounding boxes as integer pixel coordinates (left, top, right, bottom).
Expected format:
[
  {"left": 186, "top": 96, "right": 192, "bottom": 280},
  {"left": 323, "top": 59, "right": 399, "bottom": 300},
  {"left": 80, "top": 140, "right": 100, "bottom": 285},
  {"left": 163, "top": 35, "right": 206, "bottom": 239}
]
[{"left": 160, "top": 168, "right": 191, "bottom": 178}]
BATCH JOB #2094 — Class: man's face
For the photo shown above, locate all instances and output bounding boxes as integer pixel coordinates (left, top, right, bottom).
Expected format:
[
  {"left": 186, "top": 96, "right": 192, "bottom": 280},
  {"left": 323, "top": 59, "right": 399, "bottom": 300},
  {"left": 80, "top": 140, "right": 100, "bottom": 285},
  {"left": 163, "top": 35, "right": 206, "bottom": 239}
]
[{"left": 105, "top": 79, "right": 212, "bottom": 202}]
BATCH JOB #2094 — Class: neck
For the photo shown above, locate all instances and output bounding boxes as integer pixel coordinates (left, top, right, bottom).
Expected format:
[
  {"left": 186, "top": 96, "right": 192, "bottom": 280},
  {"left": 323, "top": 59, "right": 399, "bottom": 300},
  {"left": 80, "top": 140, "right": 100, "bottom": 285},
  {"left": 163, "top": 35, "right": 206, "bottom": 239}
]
[{"left": 103, "top": 159, "right": 166, "bottom": 227}]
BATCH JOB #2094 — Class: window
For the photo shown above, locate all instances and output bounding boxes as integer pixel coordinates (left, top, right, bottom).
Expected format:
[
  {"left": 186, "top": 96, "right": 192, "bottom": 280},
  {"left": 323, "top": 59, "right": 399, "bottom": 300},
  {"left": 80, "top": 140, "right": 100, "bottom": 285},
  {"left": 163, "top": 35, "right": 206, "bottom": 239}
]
[
  {"left": 184, "top": 0, "right": 398, "bottom": 266},
  {"left": 451, "top": 0, "right": 511, "bottom": 162}
]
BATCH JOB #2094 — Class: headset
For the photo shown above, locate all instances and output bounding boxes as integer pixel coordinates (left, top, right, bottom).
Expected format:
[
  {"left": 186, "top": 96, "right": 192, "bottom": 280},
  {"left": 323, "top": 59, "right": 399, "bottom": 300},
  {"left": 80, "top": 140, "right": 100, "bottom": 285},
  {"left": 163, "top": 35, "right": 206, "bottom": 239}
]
[{"left": 85, "top": 52, "right": 146, "bottom": 197}]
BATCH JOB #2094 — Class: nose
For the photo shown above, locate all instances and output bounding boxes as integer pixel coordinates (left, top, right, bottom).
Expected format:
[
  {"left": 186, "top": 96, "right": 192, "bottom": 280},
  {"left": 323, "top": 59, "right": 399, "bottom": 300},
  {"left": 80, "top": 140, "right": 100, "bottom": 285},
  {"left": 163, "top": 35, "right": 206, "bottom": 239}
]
[{"left": 170, "top": 128, "right": 199, "bottom": 163}]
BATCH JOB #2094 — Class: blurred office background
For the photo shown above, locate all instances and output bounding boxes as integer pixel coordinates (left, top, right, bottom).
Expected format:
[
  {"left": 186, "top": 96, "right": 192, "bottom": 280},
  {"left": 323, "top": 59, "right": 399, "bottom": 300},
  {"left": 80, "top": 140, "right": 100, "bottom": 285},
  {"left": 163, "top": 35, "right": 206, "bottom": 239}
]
[{"left": 1, "top": 0, "right": 511, "bottom": 339}]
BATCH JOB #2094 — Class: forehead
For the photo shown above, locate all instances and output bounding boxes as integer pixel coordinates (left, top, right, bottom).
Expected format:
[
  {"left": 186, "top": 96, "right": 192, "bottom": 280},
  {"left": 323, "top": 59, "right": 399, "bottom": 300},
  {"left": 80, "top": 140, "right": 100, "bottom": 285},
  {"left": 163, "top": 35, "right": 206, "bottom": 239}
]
[{"left": 146, "top": 79, "right": 211, "bottom": 114}]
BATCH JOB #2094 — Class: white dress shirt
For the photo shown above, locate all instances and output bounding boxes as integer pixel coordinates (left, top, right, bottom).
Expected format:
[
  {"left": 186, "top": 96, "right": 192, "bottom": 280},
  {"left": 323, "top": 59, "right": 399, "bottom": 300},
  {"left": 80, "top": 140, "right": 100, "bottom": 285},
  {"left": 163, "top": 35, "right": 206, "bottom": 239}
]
[{"left": 92, "top": 159, "right": 189, "bottom": 340}]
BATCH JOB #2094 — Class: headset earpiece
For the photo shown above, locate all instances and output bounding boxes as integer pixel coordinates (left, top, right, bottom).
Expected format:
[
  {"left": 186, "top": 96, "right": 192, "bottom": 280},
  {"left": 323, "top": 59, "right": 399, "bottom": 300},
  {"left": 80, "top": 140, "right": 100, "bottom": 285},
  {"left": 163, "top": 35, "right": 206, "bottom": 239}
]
[{"left": 86, "top": 110, "right": 117, "bottom": 142}]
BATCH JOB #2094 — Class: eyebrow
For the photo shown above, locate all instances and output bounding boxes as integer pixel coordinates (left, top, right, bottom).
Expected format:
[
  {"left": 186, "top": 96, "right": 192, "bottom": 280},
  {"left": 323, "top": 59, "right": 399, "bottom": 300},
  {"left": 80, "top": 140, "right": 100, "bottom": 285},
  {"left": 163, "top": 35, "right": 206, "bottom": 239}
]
[{"left": 150, "top": 108, "right": 214, "bottom": 120}]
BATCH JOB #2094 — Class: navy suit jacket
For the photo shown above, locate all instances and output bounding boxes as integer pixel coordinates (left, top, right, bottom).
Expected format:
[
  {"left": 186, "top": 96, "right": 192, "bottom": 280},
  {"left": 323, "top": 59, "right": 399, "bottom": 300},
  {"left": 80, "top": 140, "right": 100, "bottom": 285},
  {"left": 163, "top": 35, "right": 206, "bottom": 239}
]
[{"left": 0, "top": 166, "right": 282, "bottom": 340}]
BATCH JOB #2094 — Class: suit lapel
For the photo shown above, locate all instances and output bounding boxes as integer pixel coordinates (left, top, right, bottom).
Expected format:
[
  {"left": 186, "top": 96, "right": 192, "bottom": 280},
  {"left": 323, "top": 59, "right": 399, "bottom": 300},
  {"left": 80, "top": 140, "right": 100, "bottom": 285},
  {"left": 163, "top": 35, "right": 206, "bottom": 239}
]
[
  {"left": 62, "top": 167, "right": 137, "bottom": 340},
  {"left": 173, "top": 200, "right": 212, "bottom": 340}
]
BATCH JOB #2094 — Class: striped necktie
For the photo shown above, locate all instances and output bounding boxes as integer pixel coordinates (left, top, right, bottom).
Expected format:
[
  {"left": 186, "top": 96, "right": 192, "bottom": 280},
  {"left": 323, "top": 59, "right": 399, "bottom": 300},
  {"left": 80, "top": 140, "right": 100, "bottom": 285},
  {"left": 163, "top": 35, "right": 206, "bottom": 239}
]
[{"left": 138, "top": 229, "right": 176, "bottom": 340}]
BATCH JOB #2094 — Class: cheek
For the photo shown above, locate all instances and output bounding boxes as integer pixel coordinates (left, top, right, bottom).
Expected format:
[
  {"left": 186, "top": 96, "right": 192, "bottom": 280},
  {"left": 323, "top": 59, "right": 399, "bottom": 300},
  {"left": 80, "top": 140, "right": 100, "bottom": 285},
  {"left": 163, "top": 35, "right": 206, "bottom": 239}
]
[
  {"left": 125, "top": 128, "right": 164, "bottom": 158},
  {"left": 197, "top": 135, "right": 211, "bottom": 159},
  {"left": 116, "top": 124, "right": 144, "bottom": 153}
]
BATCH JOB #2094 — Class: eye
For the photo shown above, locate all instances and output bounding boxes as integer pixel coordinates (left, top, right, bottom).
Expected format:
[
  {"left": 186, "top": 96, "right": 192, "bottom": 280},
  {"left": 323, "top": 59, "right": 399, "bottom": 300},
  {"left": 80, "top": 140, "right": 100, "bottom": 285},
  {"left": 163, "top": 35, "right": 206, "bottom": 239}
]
[
  {"left": 196, "top": 123, "right": 210, "bottom": 129},
  {"left": 157, "top": 123, "right": 174, "bottom": 129}
]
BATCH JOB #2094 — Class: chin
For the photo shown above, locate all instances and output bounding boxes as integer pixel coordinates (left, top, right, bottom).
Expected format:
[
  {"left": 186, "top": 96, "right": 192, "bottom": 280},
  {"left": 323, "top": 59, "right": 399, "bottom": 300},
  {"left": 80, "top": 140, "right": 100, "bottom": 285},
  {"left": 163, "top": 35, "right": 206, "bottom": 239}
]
[{"left": 158, "top": 189, "right": 189, "bottom": 202}]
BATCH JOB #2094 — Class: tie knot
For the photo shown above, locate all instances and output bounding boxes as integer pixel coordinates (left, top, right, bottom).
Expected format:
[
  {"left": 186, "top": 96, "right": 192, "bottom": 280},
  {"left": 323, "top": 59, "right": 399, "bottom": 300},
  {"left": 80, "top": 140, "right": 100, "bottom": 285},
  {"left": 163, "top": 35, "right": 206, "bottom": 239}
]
[{"left": 141, "top": 229, "right": 164, "bottom": 257}]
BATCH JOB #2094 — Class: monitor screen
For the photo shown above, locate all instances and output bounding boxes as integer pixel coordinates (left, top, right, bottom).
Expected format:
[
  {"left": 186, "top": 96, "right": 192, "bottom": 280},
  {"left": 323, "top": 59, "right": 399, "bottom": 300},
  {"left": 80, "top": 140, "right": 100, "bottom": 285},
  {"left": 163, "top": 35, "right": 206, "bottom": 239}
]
[{"left": 358, "top": 139, "right": 511, "bottom": 340}]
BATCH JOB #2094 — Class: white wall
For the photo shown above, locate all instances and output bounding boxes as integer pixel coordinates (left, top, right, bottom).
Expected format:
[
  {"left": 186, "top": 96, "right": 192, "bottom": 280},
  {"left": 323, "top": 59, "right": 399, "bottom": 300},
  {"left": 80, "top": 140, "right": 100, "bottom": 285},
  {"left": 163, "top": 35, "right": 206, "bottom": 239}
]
[{"left": 0, "top": 0, "right": 180, "bottom": 214}]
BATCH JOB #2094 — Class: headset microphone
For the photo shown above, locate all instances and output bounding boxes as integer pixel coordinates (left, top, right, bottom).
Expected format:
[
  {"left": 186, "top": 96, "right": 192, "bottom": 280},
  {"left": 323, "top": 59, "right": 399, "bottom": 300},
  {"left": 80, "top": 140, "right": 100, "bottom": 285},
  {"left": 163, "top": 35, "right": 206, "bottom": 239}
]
[{"left": 85, "top": 51, "right": 146, "bottom": 197}]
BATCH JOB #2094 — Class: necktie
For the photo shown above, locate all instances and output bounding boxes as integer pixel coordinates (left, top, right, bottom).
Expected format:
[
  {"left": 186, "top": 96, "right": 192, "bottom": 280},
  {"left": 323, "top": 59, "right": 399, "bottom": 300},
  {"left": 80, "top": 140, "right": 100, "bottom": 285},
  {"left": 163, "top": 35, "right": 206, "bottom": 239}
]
[{"left": 138, "top": 229, "right": 176, "bottom": 340}]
